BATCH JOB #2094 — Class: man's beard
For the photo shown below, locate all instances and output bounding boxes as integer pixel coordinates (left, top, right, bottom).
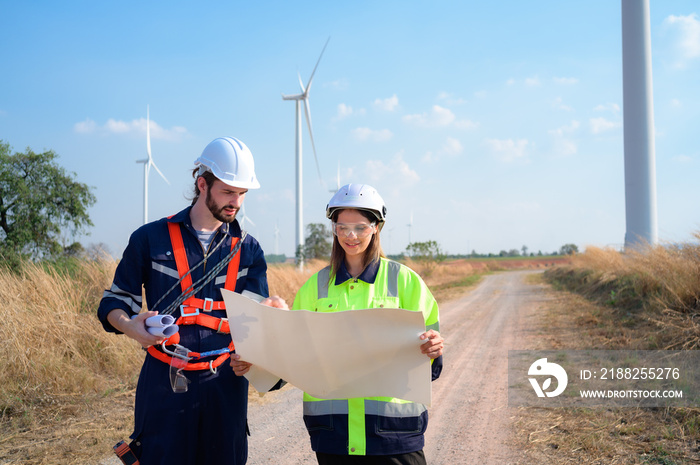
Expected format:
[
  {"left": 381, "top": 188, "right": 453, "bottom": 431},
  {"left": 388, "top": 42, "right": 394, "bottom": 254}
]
[{"left": 206, "top": 193, "right": 238, "bottom": 223}]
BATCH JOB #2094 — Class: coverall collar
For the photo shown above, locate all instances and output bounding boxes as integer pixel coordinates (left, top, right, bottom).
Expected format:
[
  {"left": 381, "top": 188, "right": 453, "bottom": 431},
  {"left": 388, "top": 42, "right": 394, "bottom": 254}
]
[
  {"left": 335, "top": 257, "right": 381, "bottom": 285},
  {"left": 167, "top": 206, "right": 242, "bottom": 238}
]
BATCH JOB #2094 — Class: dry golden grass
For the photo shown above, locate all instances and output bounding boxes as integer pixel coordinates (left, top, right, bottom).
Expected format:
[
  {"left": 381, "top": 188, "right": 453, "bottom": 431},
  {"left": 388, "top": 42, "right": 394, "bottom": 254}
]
[
  {"left": 515, "top": 241, "right": 700, "bottom": 464},
  {"left": 546, "top": 239, "right": 700, "bottom": 350},
  {"left": 0, "top": 255, "right": 486, "bottom": 463}
]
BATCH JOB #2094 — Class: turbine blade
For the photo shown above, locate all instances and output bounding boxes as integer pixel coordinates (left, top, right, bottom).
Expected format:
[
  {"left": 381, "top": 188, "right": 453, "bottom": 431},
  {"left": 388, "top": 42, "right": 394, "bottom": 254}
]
[
  {"left": 146, "top": 105, "right": 152, "bottom": 159},
  {"left": 150, "top": 159, "right": 170, "bottom": 185},
  {"left": 303, "top": 99, "right": 327, "bottom": 190},
  {"left": 305, "top": 37, "right": 330, "bottom": 94},
  {"left": 241, "top": 205, "right": 255, "bottom": 227},
  {"left": 298, "top": 72, "right": 306, "bottom": 93}
]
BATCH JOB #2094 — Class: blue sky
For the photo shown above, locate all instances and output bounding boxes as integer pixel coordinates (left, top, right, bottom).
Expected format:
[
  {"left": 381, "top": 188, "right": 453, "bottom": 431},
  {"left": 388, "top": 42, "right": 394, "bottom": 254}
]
[{"left": 2, "top": 1, "right": 699, "bottom": 258}]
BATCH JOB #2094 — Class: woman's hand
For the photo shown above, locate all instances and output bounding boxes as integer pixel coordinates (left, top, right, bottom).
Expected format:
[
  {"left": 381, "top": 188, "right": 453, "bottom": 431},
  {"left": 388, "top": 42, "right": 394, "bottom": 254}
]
[
  {"left": 261, "top": 295, "right": 289, "bottom": 309},
  {"left": 419, "top": 329, "right": 444, "bottom": 359},
  {"left": 231, "top": 354, "right": 253, "bottom": 376}
]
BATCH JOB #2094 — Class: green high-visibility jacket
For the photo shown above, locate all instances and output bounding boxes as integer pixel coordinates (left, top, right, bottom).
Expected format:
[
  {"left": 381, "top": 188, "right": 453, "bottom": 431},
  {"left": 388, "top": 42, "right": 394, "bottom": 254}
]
[{"left": 292, "top": 257, "right": 442, "bottom": 456}]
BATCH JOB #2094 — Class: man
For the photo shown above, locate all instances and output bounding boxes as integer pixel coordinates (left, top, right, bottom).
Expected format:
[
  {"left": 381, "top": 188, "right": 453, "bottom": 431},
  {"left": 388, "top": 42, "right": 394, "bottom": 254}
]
[{"left": 98, "top": 137, "right": 286, "bottom": 464}]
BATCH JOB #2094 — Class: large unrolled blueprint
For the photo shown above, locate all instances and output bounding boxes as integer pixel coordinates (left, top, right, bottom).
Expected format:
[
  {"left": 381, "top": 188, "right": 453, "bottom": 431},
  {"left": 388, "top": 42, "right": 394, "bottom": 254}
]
[{"left": 222, "top": 289, "right": 431, "bottom": 406}]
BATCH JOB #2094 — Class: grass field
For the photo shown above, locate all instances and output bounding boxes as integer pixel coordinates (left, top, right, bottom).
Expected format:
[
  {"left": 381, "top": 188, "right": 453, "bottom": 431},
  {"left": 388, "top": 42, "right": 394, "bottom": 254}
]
[{"left": 2, "top": 245, "right": 697, "bottom": 464}]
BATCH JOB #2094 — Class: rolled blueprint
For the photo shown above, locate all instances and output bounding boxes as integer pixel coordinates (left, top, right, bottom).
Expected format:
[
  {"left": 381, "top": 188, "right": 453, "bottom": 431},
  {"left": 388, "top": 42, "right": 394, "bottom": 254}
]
[{"left": 132, "top": 314, "right": 179, "bottom": 337}]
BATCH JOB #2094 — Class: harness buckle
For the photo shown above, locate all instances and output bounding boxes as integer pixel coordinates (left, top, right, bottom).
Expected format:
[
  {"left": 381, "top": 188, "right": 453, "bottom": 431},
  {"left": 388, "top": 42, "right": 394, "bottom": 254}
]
[
  {"left": 203, "top": 297, "right": 215, "bottom": 312},
  {"left": 180, "top": 305, "right": 199, "bottom": 318},
  {"left": 216, "top": 318, "right": 228, "bottom": 333}
]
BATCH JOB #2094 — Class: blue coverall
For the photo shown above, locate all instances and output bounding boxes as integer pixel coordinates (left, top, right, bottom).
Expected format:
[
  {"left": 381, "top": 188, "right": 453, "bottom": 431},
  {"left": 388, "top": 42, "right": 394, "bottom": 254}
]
[{"left": 97, "top": 207, "right": 270, "bottom": 464}]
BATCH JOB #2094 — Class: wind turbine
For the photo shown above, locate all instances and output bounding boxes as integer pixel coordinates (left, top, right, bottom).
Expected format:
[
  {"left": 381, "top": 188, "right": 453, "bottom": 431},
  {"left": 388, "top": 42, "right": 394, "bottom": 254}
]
[
  {"left": 238, "top": 203, "right": 255, "bottom": 231},
  {"left": 407, "top": 211, "right": 414, "bottom": 246},
  {"left": 329, "top": 160, "right": 341, "bottom": 193},
  {"left": 274, "top": 221, "right": 280, "bottom": 255},
  {"left": 282, "top": 37, "right": 330, "bottom": 269},
  {"left": 135, "top": 105, "right": 169, "bottom": 224}
]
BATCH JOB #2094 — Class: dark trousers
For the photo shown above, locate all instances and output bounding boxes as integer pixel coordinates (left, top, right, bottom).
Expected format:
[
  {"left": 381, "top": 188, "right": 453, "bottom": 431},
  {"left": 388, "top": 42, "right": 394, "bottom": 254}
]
[{"left": 316, "top": 450, "right": 426, "bottom": 465}]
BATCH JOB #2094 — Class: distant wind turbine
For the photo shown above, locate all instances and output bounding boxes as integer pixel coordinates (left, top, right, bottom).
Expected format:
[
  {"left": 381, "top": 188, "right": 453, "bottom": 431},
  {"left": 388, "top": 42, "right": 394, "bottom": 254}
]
[
  {"left": 329, "top": 160, "right": 341, "bottom": 193},
  {"left": 407, "top": 211, "right": 414, "bottom": 245},
  {"left": 135, "top": 105, "right": 169, "bottom": 224},
  {"left": 238, "top": 203, "right": 255, "bottom": 231},
  {"left": 274, "top": 221, "right": 280, "bottom": 255},
  {"left": 282, "top": 37, "right": 330, "bottom": 268}
]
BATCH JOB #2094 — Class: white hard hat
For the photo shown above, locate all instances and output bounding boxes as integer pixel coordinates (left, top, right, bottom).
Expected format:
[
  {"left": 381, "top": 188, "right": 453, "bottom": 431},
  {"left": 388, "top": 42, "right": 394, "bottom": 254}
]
[
  {"left": 326, "top": 183, "right": 387, "bottom": 225},
  {"left": 194, "top": 137, "right": 260, "bottom": 189}
]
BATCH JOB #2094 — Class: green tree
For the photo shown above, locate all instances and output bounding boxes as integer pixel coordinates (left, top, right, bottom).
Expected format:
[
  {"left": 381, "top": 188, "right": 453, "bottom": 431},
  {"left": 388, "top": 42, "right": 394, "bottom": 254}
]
[
  {"left": 0, "top": 141, "right": 96, "bottom": 259},
  {"left": 559, "top": 243, "right": 579, "bottom": 255},
  {"left": 405, "top": 240, "right": 445, "bottom": 263},
  {"left": 303, "top": 223, "right": 332, "bottom": 260}
]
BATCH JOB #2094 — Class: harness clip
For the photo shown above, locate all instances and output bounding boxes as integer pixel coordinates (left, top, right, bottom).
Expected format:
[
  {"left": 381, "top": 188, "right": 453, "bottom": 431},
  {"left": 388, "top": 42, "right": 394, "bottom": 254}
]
[
  {"left": 203, "top": 297, "right": 215, "bottom": 312},
  {"left": 180, "top": 305, "right": 199, "bottom": 318}
]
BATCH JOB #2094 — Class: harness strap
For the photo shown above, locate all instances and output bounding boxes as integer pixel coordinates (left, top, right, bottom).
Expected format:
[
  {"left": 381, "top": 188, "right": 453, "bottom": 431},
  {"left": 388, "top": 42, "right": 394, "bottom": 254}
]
[
  {"left": 148, "top": 222, "right": 240, "bottom": 370},
  {"left": 148, "top": 341, "right": 235, "bottom": 371}
]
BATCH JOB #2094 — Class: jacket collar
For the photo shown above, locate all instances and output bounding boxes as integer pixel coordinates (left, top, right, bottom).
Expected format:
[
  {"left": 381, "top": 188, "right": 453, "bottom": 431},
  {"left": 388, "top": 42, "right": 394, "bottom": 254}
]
[
  {"left": 335, "top": 258, "right": 381, "bottom": 285},
  {"left": 167, "top": 206, "right": 242, "bottom": 238}
]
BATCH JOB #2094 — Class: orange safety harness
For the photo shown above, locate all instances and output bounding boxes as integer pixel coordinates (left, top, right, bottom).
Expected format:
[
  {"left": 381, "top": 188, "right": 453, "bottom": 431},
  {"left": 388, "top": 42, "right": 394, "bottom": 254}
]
[{"left": 147, "top": 222, "right": 241, "bottom": 371}]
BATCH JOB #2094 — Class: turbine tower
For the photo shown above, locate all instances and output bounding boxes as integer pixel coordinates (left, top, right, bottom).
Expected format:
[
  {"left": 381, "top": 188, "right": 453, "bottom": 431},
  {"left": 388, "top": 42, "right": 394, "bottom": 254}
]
[
  {"left": 282, "top": 37, "right": 330, "bottom": 269},
  {"left": 135, "top": 105, "right": 169, "bottom": 224},
  {"left": 622, "top": 0, "right": 657, "bottom": 248}
]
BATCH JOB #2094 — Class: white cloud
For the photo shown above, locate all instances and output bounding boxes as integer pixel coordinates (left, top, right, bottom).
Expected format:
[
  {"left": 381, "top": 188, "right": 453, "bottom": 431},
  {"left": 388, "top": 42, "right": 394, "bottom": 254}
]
[
  {"left": 590, "top": 117, "right": 621, "bottom": 134},
  {"left": 326, "top": 78, "right": 349, "bottom": 90},
  {"left": 474, "top": 90, "right": 487, "bottom": 99},
  {"left": 334, "top": 103, "right": 365, "bottom": 120},
  {"left": 74, "top": 118, "right": 97, "bottom": 133},
  {"left": 437, "top": 91, "right": 468, "bottom": 105},
  {"left": 593, "top": 103, "right": 620, "bottom": 113},
  {"left": 553, "top": 77, "right": 579, "bottom": 85},
  {"left": 351, "top": 127, "right": 393, "bottom": 142},
  {"left": 670, "top": 98, "right": 682, "bottom": 108},
  {"left": 443, "top": 137, "right": 463, "bottom": 156},
  {"left": 549, "top": 120, "right": 580, "bottom": 136},
  {"left": 548, "top": 121, "right": 580, "bottom": 157},
  {"left": 365, "top": 152, "right": 419, "bottom": 184},
  {"left": 402, "top": 105, "right": 477, "bottom": 129},
  {"left": 421, "top": 137, "right": 464, "bottom": 163},
  {"left": 552, "top": 97, "right": 573, "bottom": 111},
  {"left": 525, "top": 76, "right": 541, "bottom": 87},
  {"left": 454, "top": 119, "right": 479, "bottom": 129},
  {"left": 373, "top": 94, "right": 399, "bottom": 111},
  {"left": 483, "top": 138, "right": 529, "bottom": 163},
  {"left": 672, "top": 154, "right": 692, "bottom": 163},
  {"left": 663, "top": 13, "right": 700, "bottom": 67},
  {"left": 73, "top": 116, "right": 188, "bottom": 141},
  {"left": 506, "top": 78, "right": 516, "bottom": 86},
  {"left": 403, "top": 105, "right": 455, "bottom": 127}
]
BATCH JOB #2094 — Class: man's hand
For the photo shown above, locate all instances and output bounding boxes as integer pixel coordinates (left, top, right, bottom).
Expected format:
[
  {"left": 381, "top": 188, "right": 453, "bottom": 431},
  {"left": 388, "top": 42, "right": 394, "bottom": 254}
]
[
  {"left": 230, "top": 354, "right": 252, "bottom": 376},
  {"left": 419, "top": 329, "right": 444, "bottom": 359},
  {"left": 261, "top": 295, "right": 289, "bottom": 309},
  {"left": 108, "top": 309, "right": 164, "bottom": 348}
]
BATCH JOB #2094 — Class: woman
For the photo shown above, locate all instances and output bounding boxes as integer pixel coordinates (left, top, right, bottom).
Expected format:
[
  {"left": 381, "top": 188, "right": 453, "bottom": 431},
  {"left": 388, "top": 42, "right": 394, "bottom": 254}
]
[{"left": 292, "top": 183, "right": 444, "bottom": 465}]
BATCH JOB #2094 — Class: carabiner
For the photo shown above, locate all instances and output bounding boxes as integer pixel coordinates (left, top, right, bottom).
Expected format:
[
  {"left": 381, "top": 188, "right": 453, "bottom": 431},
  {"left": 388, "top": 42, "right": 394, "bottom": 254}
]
[{"left": 161, "top": 342, "right": 192, "bottom": 361}]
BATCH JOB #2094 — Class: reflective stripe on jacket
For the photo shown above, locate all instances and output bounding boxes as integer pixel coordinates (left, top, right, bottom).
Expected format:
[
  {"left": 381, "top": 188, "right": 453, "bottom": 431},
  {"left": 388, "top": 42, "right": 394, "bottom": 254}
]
[{"left": 291, "top": 257, "right": 442, "bottom": 456}]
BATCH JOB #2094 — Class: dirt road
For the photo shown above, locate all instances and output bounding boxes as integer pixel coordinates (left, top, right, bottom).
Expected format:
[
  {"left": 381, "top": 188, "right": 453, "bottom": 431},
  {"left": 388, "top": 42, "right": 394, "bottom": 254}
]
[{"left": 243, "top": 270, "right": 545, "bottom": 465}]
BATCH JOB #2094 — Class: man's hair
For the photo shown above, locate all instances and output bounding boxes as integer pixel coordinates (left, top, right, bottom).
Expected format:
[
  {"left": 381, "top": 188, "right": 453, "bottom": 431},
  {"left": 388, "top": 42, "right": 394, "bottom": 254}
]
[
  {"left": 190, "top": 168, "right": 218, "bottom": 205},
  {"left": 329, "top": 209, "right": 385, "bottom": 282}
]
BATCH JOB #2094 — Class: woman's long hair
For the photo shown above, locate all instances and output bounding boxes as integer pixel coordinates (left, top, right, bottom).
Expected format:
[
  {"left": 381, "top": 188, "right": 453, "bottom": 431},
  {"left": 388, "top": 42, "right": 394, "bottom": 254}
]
[{"left": 329, "top": 208, "right": 385, "bottom": 282}]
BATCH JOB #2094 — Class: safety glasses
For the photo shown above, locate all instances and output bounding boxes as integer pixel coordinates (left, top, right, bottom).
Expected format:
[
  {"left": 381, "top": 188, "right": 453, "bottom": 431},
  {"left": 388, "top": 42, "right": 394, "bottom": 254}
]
[{"left": 332, "top": 222, "right": 376, "bottom": 239}]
